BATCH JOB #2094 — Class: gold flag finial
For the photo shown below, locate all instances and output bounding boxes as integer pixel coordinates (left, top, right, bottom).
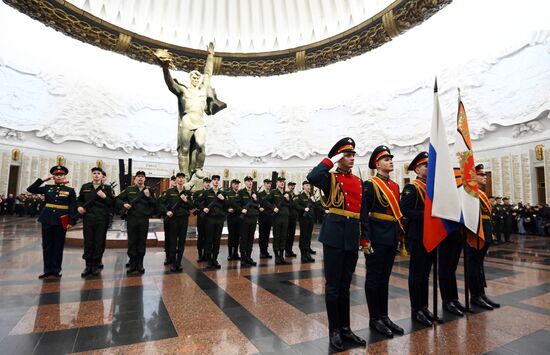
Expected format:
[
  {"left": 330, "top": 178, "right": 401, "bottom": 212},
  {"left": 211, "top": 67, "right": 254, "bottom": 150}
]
[
  {"left": 96, "top": 160, "right": 103, "bottom": 169},
  {"left": 57, "top": 155, "right": 65, "bottom": 165}
]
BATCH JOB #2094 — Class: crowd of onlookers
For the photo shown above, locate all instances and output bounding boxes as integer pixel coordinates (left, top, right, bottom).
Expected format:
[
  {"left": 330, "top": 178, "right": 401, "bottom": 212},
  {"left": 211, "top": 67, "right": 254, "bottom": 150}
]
[
  {"left": 0, "top": 193, "right": 45, "bottom": 217},
  {"left": 491, "top": 196, "right": 550, "bottom": 236},
  {"left": 511, "top": 202, "right": 550, "bottom": 235}
]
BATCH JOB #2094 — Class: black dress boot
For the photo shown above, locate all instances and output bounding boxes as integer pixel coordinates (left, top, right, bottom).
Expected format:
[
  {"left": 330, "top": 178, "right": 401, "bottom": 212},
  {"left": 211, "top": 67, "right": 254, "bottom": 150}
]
[
  {"left": 329, "top": 329, "right": 344, "bottom": 351},
  {"left": 481, "top": 294, "right": 500, "bottom": 308},
  {"left": 306, "top": 251, "right": 315, "bottom": 262},
  {"left": 300, "top": 249, "right": 309, "bottom": 263},
  {"left": 340, "top": 327, "right": 366, "bottom": 347},
  {"left": 443, "top": 301, "right": 464, "bottom": 316},
  {"left": 81, "top": 264, "right": 92, "bottom": 278},
  {"left": 471, "top": 296, "right": 494, "bottom": 310},
  {"left": 246, "top": 253, "right": 257, "bottom": 266},
  {"left": 381, "top": 316, "right": 404, "bottom": 334},
  {"left": 412, "top": 309, "right": 432, "bottom": 326},
  {"left": 369, "top": 319, "right": 393, "bottom": 338},
  {"left": 309, "top": 248, "right": 317, "bottom": 255}
]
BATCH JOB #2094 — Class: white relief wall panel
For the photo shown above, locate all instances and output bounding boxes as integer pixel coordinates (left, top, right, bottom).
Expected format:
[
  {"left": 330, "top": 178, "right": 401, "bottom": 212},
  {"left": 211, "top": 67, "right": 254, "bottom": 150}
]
[
  {"left": 521, "top": 152, "right": 532, "bottom": 203},
  {"left": 511, "top": 155, "right": 523, "bottom": 203},
  {"left": 501, "top": 156, "right": 511, "bottom": 200}
]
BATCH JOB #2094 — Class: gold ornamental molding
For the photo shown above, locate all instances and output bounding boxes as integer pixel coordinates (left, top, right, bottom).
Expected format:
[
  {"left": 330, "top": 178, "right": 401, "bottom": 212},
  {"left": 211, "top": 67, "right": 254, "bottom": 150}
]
[
  {"left": 115, "top": 33, "right": 132, "bottom": 53},
  {"left": 4, "top": 0, "right": 452, "bottom": 76},
  {"left": 382, "top": 10, "right": 401, "bottom": 39}
]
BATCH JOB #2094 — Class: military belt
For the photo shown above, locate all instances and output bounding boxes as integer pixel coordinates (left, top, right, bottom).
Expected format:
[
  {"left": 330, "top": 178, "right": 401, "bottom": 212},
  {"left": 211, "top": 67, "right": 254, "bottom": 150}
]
[
  {"left": 369, "top": 212, "right": 397, "bottom": 222},
  {"left": 328, "top": 208, "right": 360, "bottom": 219},
  {"left": 45, "top": 203, "right": 69, "bottom": 210},
  {"left": 482, "top": 215, "right": 491, "bottom": 220}
]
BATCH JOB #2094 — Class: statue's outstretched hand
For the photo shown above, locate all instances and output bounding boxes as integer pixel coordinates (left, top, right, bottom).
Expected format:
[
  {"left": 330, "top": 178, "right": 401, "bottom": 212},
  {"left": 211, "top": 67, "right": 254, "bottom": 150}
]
[{"left": 207, "top": 42, "right": 215, "bottom": 55}]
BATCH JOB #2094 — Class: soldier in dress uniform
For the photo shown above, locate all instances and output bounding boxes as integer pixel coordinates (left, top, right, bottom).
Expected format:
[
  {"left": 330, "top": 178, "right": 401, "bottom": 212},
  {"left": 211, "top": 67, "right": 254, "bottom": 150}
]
[
  {"left": 77, "top": 167, "right": 115, "bottom": 277},
  {"left": 158, "top": 172, "right": 192, "bottom": 272},
  {"left": 196, "top": 175, "right": 227, "bottom": 269},
  {"left": 27, "top": 165, "right": 78, "bottom": 279},
  {"left": 257, "top": 179, "right": 273, "bottom": 259},
  {"left": 293, "top": 181, "right": 316, "bottom": 263},
  {"left": 466, "top": 164, "right": 501, "bottom": 310},
  {"left": 307, "top": 137, "right": 366, "bottom": 352},
  {"left": 361, "top": 145, "right": 404, "bottom": 338},
  {"left": 238, "top": 176, "right": 259, "bottom": 267},
  {"left": 163, "top": 175, "right": 177, "bottom": 265},
  {"left": 263, "top": 177, "right": 291, "bottom": 265},
  {"left": 193, "top": 177, "right": 211, "bottom": 262},
  {"left": 502, "top": 197, "right": 514, "bottom": 242},
  {"left": 400, "top": 152, "right": 435, "bottom": 327},
  {"left": 117, "top": 171, "right": 156, "bottom": 275},
  {"left": 492, "top": 196, "right": 504, "bottom": 244},
  {"left": 226, "top": 179, "right": 242, "bottom": 261},
  {"left": 438, "top": 229, "right": 466, "bottom": 316},
  {"left": 285, "top": 182, "right": 298, "bottom": 258}
]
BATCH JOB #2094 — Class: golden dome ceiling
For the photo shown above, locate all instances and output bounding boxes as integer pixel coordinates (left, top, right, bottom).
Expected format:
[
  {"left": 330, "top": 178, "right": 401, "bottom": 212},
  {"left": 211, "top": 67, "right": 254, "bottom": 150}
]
[{"left": 4, "top": 0, "right": 452, "bottom": 76}]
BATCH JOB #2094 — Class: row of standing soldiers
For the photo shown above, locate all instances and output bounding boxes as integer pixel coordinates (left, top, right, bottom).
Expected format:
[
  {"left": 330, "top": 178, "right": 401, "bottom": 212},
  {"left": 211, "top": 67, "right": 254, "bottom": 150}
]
[
  {"left": 27, "top": 166, "right": 325, "bottom": 278},
  {"left": 307, "top": 138, "right": 500, "bottom": 352},
  {"left": 188, "top": 174, "right": 322, "bottom": 270}
]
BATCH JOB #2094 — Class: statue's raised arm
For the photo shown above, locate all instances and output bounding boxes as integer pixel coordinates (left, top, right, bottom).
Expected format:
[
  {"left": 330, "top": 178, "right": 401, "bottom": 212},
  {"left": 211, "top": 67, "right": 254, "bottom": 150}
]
[
  {"left": 201, "top": 42, "right": 215, "bottom": 91},
  {"left": 154, "top": 49, "right": 183, "bottom": 96}
]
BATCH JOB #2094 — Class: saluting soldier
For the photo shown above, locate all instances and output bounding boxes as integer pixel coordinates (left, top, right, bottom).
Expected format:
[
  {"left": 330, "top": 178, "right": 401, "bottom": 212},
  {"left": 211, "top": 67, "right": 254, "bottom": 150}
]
[
  {"left": 27, "top": 165, "right": 78, "bottom": 279},
  {"left": 400, "top": 152, "right": 435, "bottom": 326},
  {"left": 117, "top": 171, "right": 156, "bottom": 275},
  {"left": 238, "top": 176, "right": 259, "bottom": 267},
  {"left": 226, "top": 179, "right": 242, "bottom": 261},
  {"left": 293, "top": 181, "right": 316, "bottom": 263},
  {"left": 361, "top": 145, "right": 404, "bottom": 338},
  {"left": 263, "top": 177, "right": 291, "bottom": 265},
  {"left": 193, "top": 177, "right": 211, "bottom": 262},
  {"left": 77, "top": 167, "right": 115, "bottom": 277},
  {"left": 158, "top": 172, "right": 191, "bottom": 272},
  {"left": 163, "top": 175, "right": 177, "bottom": 265},
  {"left": 257, "top": 179, "right": 273, "bottom": 259},
  {"left": 466, "top": 164, "right": 501, "bottom": 310},
  {"left": 285, "top": 182, "right": 298, "bottom": 258},
  {"left": 307, "top": 137, "right": 366, "bottom": 352},
  {"left": 196, "top": 175, "right": 227, "bottom": 269}
]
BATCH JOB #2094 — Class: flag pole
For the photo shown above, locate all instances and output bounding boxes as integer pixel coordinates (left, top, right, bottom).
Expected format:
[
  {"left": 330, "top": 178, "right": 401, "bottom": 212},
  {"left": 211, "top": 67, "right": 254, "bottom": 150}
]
[
  {"left": 462, "top": 227, "right": 470, "bottom": 312},
  {"left": 433, "top": 245, "right": 440, "bottom": 323}
]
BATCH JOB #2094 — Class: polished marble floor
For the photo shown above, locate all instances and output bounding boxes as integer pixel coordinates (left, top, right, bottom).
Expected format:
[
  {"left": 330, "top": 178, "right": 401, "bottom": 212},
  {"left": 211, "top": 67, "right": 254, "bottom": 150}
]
[{"left": 0, "top": 216, "right": 549, "bottom": 354}]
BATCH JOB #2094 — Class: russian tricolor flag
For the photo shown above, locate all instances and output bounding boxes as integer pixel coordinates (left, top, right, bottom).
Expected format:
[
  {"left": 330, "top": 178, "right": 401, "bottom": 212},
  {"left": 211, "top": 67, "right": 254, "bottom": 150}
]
[{"left": 423, "top": 80, "right": 461, "bottom": 252}]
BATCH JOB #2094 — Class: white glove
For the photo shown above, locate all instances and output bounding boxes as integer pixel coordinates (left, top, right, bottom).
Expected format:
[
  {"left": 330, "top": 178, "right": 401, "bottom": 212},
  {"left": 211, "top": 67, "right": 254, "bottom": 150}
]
[{"left": 330, "top": 153, "right": 344, "bottom": 164}]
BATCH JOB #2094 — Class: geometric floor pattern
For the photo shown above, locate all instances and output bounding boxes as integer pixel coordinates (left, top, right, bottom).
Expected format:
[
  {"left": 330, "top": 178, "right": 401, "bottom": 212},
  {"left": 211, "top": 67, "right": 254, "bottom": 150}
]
[{"left": 0, "top": 216, "right": 549, "bottom": 354}]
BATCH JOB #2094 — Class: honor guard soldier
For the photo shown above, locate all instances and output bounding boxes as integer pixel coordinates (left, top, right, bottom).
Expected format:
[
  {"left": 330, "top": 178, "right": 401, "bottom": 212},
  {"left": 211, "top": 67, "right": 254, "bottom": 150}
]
[
  {"left": 400, "top": 152, "right": 435, "bottom": 326},
  {"left": 492, "top": 197, "right": 504, "bottom": 244},
  {"left": 257, "top": 179, "right": 273, "bottom": 258},
  {"left": 193, "top": 177, "right": 211, "bottom": 262},
  {"left": 117, "top": 171, "right": 156, "bottom": 275},
  {"left": 163, "top": 175, "right": 177, "bottom": 265},
  {"left": 308, "top": 137, "right": 366, "bottom": 352},
  {"left": 226, "top": 179, "right": 242, "bottom": 260},
  {"left": 502, "top": 197, "right": 513, "bottom": 242},
  {"left": 285, "top": 182, "right": 298, "bottom": 257},
  {"left": 27, "top": 165, "right": 78, "bottom": 279},
  {"left": 158, "top": 172, "right": 191, "bottom": 272},
  {"left": 238, "top": 176, "right": 259, "bottom": 266},
  {"left": 196, "top": 175, "right": 227, "bottom": 269},
  {"left": 77, "top": 167, "right": 115, "bottom": 277},
  {"left": 466, "top": 164, "right": 501, "bottom": 310},
  {"left": 263, "top": 177, "right": 291, "bottom": 265},
  {"left": 293, "top": 181, "right": 316, "bottom": 263},
  {"left": 361, "top": 145, "right": 404, "bottom": 338}
]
